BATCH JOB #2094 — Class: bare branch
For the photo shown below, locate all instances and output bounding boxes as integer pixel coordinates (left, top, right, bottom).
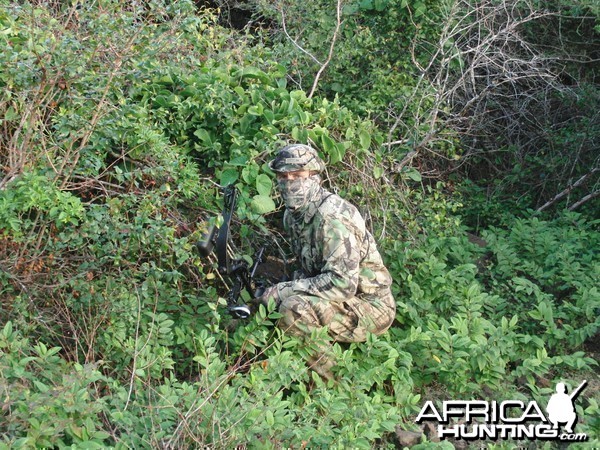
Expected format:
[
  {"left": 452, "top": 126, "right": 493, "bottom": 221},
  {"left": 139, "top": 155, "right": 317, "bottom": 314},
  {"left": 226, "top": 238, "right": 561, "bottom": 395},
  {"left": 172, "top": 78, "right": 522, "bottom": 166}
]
[
  {"left": 536, "top": 168, "right": 599, "bottom": 212},
  {"left": 280, "top": 6, "right": 321, "bottom": 65},
  {"left": 394, "top": 151, "right": 418, "bottom": 171},
  {"left": 569, "top": 189, "right": 600, "bottom": 211},
  {"left": 308, "top": 0, "right": 343, "bottom": 99},
  {"left": 383, "top": 139, "right": 410, "bottom": 147},
  {"left": 385, "top": 0, "right": 598, "bottom": 197}
]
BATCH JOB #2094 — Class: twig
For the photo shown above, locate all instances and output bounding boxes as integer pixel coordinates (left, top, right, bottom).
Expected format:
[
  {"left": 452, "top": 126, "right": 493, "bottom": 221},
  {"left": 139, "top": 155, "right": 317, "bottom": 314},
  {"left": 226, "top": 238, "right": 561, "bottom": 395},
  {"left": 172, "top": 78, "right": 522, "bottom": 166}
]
[
  {"left": 383, "top": 139, "right": 410, "bottom": 147},
  {"left": 569, "top": 190, "right": 600, "bottom": 211},
  {"left": 394, "top": 151, "right": 418, "bottom": 171},
  {"left": 123, "top": 289, "right": 143, "bottom": 412},
  {"left": 536, "top": 168, "right": 599, "bottom": 212},
  {"left": 308, "top": 0, "right": 343, "bottom": 99},
  {"left": 280, "top": 8, "right": 321, "bottom": 65}
]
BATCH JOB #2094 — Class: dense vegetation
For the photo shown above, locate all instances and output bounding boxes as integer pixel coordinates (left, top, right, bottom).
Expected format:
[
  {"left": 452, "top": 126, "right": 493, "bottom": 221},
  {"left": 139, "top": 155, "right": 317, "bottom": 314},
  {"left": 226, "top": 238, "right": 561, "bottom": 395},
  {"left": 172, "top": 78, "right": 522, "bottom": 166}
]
[{"left": 0, "top": 0, "right": 598, "bottom": 448}]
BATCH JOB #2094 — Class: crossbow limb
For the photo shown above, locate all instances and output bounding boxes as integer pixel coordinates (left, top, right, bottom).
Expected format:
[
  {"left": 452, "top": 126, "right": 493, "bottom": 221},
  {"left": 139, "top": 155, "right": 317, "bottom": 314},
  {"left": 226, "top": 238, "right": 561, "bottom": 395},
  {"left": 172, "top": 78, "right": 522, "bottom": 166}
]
[{"left": 197, "top": 185, "right": 265, "bottom": 319}]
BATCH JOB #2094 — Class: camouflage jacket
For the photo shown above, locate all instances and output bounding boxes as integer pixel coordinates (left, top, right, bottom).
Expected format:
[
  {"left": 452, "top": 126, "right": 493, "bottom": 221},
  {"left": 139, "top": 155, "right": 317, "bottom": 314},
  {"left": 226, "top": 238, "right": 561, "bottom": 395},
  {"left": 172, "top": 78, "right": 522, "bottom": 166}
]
[{"left": 274, "top": 189, "right": 393, "bottom": 302}]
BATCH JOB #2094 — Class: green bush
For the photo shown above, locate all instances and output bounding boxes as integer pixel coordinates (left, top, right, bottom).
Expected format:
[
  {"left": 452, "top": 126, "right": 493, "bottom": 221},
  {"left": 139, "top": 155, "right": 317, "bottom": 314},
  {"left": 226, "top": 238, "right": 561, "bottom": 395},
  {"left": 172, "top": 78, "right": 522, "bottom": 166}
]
[
  {"left": 481, "top": 212, "right": 600, "bottom": 352},
  {"left": 0, "top": 1, "right": 598, "bottom": 448},
  {"left": 0, "top": 322, "right": 109, "bottom": 449},
  {"left": 387, "top": 208, "right": 598, "bottom": 396}
]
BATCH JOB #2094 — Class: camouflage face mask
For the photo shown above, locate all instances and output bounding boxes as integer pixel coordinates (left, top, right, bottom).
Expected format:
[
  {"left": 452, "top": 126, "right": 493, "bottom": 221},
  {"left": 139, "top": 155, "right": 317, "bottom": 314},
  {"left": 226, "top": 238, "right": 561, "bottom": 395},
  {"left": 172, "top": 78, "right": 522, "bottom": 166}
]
[{"left": 277, "top": 175, "right": 321, "bottom": 210}]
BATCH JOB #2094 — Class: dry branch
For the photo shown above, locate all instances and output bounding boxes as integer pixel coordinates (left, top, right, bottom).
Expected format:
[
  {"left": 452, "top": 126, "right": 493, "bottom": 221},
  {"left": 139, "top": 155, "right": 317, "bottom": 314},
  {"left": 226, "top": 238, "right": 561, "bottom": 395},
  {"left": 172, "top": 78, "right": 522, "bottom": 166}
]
[
  {"left": 383, "top": 0, "right": 598, "bottom": 214},
  {"left": 308, "top": 0, "right": 343, "bottom": 99},
  {"left": 277, "top": 0, "right": 344, "bottom": 98},
  {"left": 537, "top": 168, "right": 599, "bottom": 212},
  {"left": 569, "top": 189, "right": 600, "bottom": 211}
]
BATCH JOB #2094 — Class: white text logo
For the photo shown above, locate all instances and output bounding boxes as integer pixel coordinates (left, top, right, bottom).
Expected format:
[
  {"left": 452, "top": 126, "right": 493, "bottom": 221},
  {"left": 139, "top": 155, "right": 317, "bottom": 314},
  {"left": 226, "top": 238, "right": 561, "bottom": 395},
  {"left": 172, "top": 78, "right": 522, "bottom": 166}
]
[{"left": 415, "top": 381, "right": 588, "bottom": 442}]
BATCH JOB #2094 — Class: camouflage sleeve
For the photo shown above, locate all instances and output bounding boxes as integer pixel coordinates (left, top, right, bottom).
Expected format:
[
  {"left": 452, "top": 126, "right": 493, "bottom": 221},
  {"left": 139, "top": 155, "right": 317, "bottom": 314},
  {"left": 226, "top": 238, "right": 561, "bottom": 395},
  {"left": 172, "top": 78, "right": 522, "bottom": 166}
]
[{"left": 275, "top": 212, "right": 362, "bottom": 302}]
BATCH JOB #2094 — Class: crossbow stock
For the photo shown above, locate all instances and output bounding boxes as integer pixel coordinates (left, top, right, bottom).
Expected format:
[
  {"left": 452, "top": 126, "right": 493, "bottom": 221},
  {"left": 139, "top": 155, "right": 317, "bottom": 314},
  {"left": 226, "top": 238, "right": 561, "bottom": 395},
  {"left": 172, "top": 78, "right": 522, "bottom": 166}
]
[{"left": 196, "top": 185, "right": 265, "bottom": 319}]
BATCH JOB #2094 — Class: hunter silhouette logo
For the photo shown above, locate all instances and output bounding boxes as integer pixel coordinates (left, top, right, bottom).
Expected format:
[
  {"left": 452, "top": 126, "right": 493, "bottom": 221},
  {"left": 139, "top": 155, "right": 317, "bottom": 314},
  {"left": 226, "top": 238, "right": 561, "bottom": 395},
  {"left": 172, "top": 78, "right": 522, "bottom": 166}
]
[
  {"left": 546, "top": 380, "right": 587, "bottom": 434},
  {"left": 415, "top": 380, "right": 589, "bottom": 442}
]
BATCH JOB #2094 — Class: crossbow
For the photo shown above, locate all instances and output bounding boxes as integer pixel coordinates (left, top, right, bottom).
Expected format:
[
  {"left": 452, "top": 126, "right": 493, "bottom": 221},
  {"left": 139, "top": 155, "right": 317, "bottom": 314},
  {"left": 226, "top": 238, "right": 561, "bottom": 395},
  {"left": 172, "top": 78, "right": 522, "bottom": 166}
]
[{"left": 196, "top": 185, "right": 265, "bottom": 319}]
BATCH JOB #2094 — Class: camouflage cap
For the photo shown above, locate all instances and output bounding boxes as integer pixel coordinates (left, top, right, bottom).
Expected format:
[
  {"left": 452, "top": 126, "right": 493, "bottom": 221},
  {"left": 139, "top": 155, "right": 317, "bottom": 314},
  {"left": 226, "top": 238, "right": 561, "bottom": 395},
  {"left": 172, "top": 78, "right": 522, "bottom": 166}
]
[{"left": 268, "top": 144, "right": 326, "bottom": 173}]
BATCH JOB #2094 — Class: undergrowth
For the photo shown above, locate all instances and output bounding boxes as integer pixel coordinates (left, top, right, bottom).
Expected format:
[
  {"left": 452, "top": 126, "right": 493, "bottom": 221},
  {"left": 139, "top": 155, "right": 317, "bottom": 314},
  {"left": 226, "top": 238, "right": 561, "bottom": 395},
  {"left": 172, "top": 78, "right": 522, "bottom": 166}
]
[{"left": 0, "top": 1, "right": 598, "bottom": 448}]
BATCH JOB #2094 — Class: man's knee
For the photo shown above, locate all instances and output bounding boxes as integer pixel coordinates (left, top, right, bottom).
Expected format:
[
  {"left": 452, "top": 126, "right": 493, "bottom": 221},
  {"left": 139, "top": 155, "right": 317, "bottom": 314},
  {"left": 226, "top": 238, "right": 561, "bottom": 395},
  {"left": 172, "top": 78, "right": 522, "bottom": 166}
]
[{"left": 278, "top": 295, "right": 320, "bottom": 336}]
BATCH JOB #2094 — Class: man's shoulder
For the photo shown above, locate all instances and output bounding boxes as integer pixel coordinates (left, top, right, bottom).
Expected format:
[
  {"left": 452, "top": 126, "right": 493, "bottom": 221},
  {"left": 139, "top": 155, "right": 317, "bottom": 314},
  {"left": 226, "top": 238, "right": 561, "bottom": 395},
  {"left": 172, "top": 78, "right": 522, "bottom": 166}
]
[
  {"left": 316, "top": 191, "right": 348, "bottom": 214},
  {"left": 316, "top": 191, "right": 364, "bottom": 225}
]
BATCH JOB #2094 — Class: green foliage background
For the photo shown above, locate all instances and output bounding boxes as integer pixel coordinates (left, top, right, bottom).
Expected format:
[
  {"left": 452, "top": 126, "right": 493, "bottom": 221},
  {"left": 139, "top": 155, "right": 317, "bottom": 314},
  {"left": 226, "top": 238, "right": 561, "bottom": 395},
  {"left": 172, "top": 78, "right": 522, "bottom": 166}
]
[{"left": 0, "top": 0, "right": 598, "bottom": 448}]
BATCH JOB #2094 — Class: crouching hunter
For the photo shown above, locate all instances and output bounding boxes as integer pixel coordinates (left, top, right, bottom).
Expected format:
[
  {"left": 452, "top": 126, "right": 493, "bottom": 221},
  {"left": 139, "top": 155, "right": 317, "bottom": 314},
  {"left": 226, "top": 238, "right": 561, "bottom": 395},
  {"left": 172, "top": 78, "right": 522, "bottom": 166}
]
[{"left": 254, "top": 144, "right": 396, "bottom": 379}]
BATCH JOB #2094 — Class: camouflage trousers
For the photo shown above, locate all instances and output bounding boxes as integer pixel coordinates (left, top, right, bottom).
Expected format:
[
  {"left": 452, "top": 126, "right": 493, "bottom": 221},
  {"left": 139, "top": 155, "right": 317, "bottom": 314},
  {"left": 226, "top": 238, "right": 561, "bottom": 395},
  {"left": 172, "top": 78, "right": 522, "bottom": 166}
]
[{"left": 278, "top": 289, "right": 396, "bottom": 343}]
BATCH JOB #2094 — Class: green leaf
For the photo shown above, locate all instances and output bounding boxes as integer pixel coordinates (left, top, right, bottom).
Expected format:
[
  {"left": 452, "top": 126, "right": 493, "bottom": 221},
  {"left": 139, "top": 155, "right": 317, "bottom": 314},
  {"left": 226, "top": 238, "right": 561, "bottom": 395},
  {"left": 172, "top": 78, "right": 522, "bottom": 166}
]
[
  {"left": 248, "top": 104, "right": 264, "bottom": 116},
  {"left": 291, "top": 127, "right": 307, "bottom": 142},
  {"left": 250, "top": 195, "right": 276, "bottom": 214},
  {"left": 220, "top": 169, "right": 238, "bottom": 186},
  {"left": 255, "top": 174, "right": 272, "bottom": 196},
  {"left": 414, "top": 1, "right": 427, "bottom": 17},
  {"left": 33, "top": 380, "right": 49, "bottom": 393},
  {"left": 359, "top": 0, "right": 374, "bottom": 10},
  {"left": 2, "top": 321, "right": 12, "bottom": 338},
  {"left": 476, "top": 355, "right": 487, "bottom": 371},
  {"left": 239, "top": 67, "right": 270, "bottom": 84},
  {"left": 194, "top": 128, "right": 212, "bottom": 145},
  {"left": 45, "top": 346, "right": 62, "bottom": 357},
  {"left": 92, "top": 431, "right": 111, "bottom": 441},
  {"left": 241, "top": 162, "right": 259, "bottom": 184},
  {"left": 322, "top": 136, "right": 346, "bottom": 165},
  {"left": 359, "top": 130, "right": 371, "bottom": 150},
  {"left": 321, "top": 134, "right": 335, "bottom": 154},
  {"left": 5, "top": 106, "right": 18, "bottom": 121},
  {"left": 229, "top": 155, "right": 249, "bottom": 166},
  {"left": 159, "top": 74, "right": 174, "bottom": 84},
  {"left": 404, "top": 168, "right": 422, "bottom": 182},
  {"left": 265, "top": 410, "right": 275, "bottom": 426},
  {"left": 374, "top": 0, "right": 388, "bottom": 11}
]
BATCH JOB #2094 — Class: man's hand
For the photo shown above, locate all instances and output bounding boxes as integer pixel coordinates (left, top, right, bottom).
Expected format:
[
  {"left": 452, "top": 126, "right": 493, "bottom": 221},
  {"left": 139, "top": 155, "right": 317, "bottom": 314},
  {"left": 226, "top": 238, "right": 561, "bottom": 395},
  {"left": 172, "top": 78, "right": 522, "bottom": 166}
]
[{"left": 253, "top": 285, "right": 279, "bottom": 308}]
